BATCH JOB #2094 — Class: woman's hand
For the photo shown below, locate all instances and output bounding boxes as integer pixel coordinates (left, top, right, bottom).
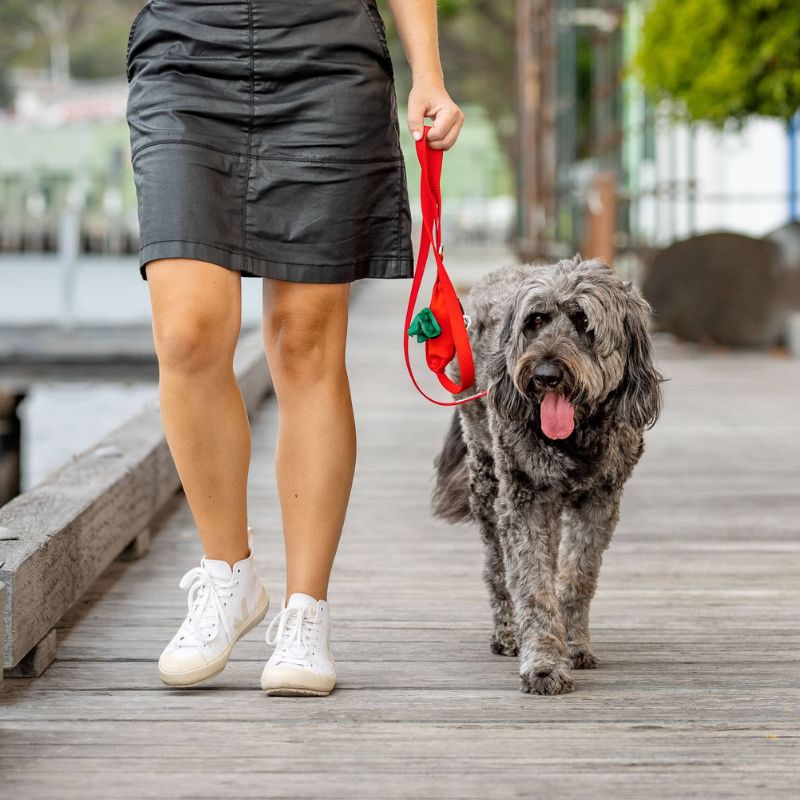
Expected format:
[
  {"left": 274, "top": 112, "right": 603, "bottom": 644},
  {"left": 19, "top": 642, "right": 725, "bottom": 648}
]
[
  {"left": 407, "top": 74, "right": 464, "bottom": 151},
  {"left": 384, "top": 0, "right": 462, "bottom": 149}
]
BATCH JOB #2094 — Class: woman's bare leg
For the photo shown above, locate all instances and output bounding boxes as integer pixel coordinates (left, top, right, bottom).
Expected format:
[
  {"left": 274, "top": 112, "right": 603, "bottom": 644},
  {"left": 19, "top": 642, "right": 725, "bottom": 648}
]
[
  {"left": 146, "top": 258, "right": 251, "bottom": 565},
  {"left": 261, "top": 279, "right": 356, "bottom": 601}
]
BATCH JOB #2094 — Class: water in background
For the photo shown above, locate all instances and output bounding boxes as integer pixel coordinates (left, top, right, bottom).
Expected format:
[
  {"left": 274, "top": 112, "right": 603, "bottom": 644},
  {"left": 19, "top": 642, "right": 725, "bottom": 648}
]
[{"left": 19, "top": 381, "right": 158, "bottom": 491}]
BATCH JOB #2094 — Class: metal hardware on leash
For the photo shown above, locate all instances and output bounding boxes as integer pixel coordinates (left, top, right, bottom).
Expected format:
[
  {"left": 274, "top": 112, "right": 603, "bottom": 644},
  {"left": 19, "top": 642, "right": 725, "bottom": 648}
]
[{"left": 463, "top": 313, "right": 471, "bottom": 329}]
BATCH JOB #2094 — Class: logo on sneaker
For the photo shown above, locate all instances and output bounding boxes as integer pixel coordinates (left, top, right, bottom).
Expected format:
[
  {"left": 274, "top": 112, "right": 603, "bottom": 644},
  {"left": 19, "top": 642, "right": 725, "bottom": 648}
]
[{"left": 233, "top": 596, "right": 250, "bottom": 631}]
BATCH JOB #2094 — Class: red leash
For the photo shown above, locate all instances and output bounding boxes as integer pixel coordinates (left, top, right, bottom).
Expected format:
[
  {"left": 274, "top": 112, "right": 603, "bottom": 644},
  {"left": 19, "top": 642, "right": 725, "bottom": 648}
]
[{"left": 403, "top": 125, "right": 488, "bottom": 406}]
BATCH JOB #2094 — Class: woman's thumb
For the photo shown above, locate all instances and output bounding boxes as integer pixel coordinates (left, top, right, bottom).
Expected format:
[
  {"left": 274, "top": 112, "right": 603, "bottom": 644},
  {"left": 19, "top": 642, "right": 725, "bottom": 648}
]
[{"left": 408, "top": 102, "right": 425, "bottom": 141}]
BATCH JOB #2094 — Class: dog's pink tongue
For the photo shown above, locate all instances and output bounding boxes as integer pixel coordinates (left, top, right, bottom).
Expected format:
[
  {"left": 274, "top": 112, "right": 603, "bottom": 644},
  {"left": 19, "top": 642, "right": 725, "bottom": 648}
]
[{"left": 540, "top": 392, "right": 575, "bottom": 440}]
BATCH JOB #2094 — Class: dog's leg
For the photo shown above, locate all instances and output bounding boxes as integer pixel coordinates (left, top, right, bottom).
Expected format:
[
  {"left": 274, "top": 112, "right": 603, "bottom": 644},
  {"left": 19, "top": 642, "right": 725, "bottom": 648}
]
[
  {"left": 496, "top": 478, "right": 573, "bottom": 696},
  {"left": 467, "top": 445, "right": 517, "bottom": 657},
  {"left": 557, "top": 488, "right": 621, "bottom": 670}
]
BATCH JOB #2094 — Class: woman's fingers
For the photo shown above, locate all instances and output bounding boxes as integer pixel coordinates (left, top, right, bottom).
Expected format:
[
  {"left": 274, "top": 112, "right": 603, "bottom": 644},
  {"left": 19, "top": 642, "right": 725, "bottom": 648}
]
[{"left": 427, "top": 106, "right": 465, "bottom": 150}]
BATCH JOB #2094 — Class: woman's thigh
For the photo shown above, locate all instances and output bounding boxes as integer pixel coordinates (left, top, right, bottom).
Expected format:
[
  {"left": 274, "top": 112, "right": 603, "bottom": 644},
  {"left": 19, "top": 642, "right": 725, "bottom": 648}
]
[{"left": 145, "top": 258, "right": 242, "bottom": 370}]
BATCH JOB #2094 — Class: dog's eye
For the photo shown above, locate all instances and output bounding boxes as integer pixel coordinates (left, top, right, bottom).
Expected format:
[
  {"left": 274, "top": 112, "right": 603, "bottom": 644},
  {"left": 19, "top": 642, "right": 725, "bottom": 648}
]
[
  {"left": 525, "top": 312, "right": 549, "bottom": 331},
  {"left": 571, "top": 312, "right": 589, "bottom": 333}
]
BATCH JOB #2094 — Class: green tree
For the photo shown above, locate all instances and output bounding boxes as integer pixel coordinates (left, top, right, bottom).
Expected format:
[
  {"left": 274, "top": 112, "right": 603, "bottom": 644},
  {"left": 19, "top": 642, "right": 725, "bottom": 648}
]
[
  {"left": 635, "top": 0, "right": 800, "bottom": 124},
  {"left": 0, "top": 0, "right": 140, "bottom": 105},
  {"left": 0, "top": 0, "right": 41, "bottom": 103}
]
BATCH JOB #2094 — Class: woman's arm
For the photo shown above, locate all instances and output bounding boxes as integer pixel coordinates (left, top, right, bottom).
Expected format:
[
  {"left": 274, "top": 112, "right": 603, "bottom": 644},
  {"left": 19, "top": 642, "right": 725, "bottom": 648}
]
[{"left": 385, "top": 0, "right": 464, "bottom": 150}]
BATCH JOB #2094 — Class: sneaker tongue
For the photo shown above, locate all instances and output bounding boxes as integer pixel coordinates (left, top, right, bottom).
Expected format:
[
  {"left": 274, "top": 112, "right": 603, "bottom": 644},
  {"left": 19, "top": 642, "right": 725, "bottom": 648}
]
[
  {"left": 202, "top": 558, "right": 233, "bottom": 582},
  {"left": 182, "top": 559, "right": 233, "bottom": 637},
  {"left": 540, "top": 392, "right": 575, "bottom": 440},
  {"left": 286, "top": 592, "right": 319, "bottom": 611}
]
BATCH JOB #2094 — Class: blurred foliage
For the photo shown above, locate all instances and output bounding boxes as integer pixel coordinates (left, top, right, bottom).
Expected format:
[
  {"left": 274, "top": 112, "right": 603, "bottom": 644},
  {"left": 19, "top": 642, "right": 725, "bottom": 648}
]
[
  {"left": 635, "top": 0, "right": 800, "bottom": 125},
  {"left": 70, "top": 18, "right": 136, "bottom": 78},
  {"left": 0, "top": 0, "right": 141, "bottom": 105}
]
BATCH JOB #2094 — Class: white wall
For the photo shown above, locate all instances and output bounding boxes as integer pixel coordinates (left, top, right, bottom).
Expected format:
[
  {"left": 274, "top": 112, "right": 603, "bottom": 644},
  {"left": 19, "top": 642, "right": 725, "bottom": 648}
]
[{"left": 633, "top": 113, "right": 793, "bottom": 244}]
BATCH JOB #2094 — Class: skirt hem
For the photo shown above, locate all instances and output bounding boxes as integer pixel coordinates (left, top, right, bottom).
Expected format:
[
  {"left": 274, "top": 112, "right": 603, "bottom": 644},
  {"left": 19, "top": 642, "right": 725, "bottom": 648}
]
[{"left": 138, "top": 240, "right": 415, "bottom": 284}]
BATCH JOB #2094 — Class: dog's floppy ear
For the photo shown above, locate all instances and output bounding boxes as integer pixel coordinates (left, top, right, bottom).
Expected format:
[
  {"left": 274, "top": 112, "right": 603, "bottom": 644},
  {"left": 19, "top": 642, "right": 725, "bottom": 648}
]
[
  {"left": 615, "top": 281, "right": 663, "bottom": 429},
  {"left": 486, "top": 303, "right": 530, "bottom": 420}
]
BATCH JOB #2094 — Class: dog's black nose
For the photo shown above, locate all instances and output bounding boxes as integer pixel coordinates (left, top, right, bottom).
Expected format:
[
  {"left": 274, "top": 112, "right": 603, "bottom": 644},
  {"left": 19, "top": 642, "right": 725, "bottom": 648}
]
[{"left": 533, "top": 361, "right": 564, "bottom": 389}]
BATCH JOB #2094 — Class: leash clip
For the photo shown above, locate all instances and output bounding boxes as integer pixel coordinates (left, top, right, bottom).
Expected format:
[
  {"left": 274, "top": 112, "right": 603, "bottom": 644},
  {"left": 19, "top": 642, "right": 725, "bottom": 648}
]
[{"left": 463, "top": 313, "right": 471, "bottom": 329}]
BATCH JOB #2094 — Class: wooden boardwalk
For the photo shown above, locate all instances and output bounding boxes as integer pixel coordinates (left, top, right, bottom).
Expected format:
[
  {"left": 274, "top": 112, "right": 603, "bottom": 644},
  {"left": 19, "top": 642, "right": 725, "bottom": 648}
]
[{"left": 2, "top": 277, "right": 799, "bottom": 798}]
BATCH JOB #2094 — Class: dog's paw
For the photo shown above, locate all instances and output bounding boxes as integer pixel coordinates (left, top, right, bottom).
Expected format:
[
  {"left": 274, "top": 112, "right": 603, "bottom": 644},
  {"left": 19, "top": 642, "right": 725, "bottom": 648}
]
[
  {"left": 519, "top": 663, "right": 574, "bottom": 696},
  {"left": 567, "top": 648, "right": 598, "bottom": 670},
  {"left": 490, "top": 627, "right": 518, "bottom": 657}
]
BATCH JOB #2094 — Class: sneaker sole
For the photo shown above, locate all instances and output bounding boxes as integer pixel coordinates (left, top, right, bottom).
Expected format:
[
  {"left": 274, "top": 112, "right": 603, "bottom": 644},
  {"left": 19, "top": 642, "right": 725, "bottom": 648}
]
[
  {"left": 261, "top": 664, "right": 336, "bottom": 697},
  {"left": 263, "top": 687, "right": 332, "bottom": 697},
  {"left": 158, "top": 588, "right": 270, "bottom": 688}
]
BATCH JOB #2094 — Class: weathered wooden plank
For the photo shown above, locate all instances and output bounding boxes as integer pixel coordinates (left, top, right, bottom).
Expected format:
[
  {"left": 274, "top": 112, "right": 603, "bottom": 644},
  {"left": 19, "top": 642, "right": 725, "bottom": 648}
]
[
  {"left": 3, "top": 656, "right": 799, "bottom": 694},
  {"left": 4, "top": 628, "right": 57, "bottom": 678},
  {"left": 0, "top": 771, "right": 791, "bottom": 800},
  {"left": 2, "top": 691, "right": 798, "bottom": 730},
  {"left": 1, "top": 727, "right": 797, "bottom": 762},
  {"left": 116, "top": 526, "right": 152, "bottom": 561},
  {"left": 0, "top": 411, "right": 179, "bottom": 669}
]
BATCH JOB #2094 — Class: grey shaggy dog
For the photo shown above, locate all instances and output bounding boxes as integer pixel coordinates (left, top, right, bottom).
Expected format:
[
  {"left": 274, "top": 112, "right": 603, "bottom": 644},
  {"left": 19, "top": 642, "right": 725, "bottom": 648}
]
[{"left": 432, "top": 255, "right": 664, "bottom": 695}]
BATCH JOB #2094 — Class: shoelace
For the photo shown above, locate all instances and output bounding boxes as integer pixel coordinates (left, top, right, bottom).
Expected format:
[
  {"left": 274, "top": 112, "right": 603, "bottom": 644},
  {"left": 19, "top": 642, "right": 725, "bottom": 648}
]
[
  {"left": 265, "top": 605, "right": 320, "bottom": 664},
  {"left": 175, "top": 565, "right": 237, "bottom": 648}
]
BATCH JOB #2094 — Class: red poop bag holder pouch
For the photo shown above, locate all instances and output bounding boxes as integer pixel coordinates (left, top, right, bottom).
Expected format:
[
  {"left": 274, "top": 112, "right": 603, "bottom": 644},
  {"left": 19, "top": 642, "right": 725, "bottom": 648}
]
[{"left": 404, "top": 125, "right": 488, "bottom": 406}]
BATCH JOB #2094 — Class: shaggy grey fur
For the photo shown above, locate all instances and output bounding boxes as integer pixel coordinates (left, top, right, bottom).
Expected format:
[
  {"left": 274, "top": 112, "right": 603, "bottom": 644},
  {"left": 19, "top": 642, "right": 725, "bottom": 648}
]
[{"left": 432, "top": 256, "right": 664, "bottom": 695}]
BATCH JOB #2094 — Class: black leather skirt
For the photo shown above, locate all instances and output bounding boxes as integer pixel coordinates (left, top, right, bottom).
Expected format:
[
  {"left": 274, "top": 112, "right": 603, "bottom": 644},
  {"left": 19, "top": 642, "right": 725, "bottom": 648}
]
[{"left": 125, "top": 0, "right": 414, "bottom": 283}]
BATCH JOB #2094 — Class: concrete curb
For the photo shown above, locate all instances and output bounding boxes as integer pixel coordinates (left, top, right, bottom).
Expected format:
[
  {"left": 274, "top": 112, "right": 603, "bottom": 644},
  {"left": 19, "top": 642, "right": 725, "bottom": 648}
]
[{"left": 1, "top": 329, "right": 272, "bottom": 674}]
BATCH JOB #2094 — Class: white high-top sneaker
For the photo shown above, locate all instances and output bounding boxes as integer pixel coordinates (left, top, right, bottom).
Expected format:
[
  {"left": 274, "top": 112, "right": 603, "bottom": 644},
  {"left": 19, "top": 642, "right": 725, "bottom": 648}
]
[
  {"left": 260, "top": 592, "right": 336, "bottom": 696},
  {"left": 158, "top": 526, "right": 269, "bottom": 687}
]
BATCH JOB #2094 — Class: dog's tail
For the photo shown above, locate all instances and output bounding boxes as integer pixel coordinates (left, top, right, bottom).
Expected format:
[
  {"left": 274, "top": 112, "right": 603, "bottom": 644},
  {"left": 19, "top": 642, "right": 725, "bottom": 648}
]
[{"left": 431, "top": 410, "right": 472, "bottom": 524}]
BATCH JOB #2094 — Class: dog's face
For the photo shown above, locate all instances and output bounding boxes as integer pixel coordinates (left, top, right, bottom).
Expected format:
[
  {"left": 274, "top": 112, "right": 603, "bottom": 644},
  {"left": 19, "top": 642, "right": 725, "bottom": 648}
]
[{"left": 487, "top": 257, "right": 663, "bottom": 438}]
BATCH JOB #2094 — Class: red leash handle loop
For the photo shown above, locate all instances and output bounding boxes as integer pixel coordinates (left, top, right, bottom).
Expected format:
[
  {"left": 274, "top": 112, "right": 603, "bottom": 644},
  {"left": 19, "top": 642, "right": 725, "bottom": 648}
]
[{"left": 403, "top": 126, "right": 488, "bottom": 406}]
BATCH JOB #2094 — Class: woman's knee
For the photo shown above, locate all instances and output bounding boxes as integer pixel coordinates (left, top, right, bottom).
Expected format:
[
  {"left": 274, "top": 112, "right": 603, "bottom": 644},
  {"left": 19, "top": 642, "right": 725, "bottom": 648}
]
[
  {"left": 146, "top": 258, "right": 241, "bottom": 376},
  {"left": 153, "top": 311, "right": 235, "bottom": 376},
  {"left": 265, "top": 295, "right": 348, "bottom": 383}
]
